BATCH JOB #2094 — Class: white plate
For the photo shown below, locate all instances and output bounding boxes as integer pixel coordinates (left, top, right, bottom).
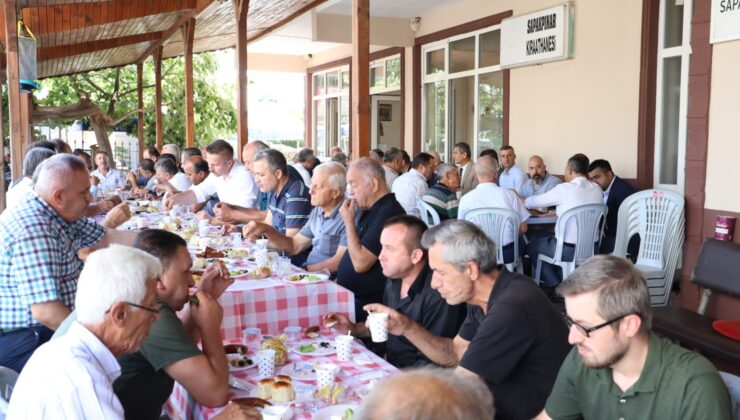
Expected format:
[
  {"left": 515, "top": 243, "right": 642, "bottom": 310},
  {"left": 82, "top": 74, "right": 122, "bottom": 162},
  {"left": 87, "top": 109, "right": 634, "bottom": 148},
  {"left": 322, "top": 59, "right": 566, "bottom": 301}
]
[
  {"left": 281, "top": 273, "right": 329, "bottom": 284},
  {"left": 228, "top": 354, "right": 257, "bottom": 372},
  {"left": 312, "top": 404, "right": 358, "bottom": 420},
  {"left": 279, "top": 362, "right": 317, "bottom": 381},
  {"left": 290, "top": 340, "right": 336, "bottom": 357}
]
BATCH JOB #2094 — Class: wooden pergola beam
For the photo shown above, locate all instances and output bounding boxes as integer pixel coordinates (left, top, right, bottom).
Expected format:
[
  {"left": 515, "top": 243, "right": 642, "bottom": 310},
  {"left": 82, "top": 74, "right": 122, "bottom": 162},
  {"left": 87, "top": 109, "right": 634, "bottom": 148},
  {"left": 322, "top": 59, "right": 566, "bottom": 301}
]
[
  {"left": 37, "top": 32, "right": 163, "bottom": 62},
  {"left": 233, "top": 0, "right": 248, "bottom": 156},
  {"left": 137, "top": 62, "right": 145, "bottom": 158},
  {"left": 182, "top": 18, "right": 195, "bottom": 148},
  {"left": 3, "top": 0, "right": 23, "bottom": 180},
  {"left": 154, "top": 46, "right": 163, "bottom": 150},
  {"left": 350, "top": 0, "right": 370, "bottom": 158}
]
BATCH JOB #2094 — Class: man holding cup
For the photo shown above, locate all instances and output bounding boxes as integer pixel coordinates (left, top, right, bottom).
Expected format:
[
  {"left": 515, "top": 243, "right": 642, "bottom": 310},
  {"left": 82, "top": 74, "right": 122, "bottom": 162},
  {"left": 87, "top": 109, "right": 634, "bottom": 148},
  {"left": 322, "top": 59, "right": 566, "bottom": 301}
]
[
  {"left": 364, "top": 220, "right": 570, "bottom": 419},
  {"left": 324, "top": 215, "right": 466, "bottom": 368}
]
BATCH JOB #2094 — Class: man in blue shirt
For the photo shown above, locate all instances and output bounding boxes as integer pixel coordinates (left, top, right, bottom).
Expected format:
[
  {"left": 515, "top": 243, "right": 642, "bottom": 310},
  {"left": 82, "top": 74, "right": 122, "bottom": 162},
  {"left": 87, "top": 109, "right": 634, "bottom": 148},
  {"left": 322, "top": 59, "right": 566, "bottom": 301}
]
[{"left": 518, "top": 155, "right": 562, "bottom": 199}]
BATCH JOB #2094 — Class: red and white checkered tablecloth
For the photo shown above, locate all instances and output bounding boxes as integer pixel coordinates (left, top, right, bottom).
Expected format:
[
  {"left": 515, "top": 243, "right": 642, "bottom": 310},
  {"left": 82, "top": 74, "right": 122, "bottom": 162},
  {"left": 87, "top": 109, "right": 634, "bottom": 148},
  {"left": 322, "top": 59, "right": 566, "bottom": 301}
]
[{"left": 165, "top": 331, "right": 398, "bottom": 420}]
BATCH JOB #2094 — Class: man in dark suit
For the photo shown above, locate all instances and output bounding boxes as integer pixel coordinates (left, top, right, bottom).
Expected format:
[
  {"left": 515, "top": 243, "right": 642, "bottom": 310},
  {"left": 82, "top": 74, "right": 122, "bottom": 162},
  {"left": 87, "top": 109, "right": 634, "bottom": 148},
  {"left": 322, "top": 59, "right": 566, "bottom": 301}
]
[{"left": 588, "top": 159, "right": 636, "bottom": 254}]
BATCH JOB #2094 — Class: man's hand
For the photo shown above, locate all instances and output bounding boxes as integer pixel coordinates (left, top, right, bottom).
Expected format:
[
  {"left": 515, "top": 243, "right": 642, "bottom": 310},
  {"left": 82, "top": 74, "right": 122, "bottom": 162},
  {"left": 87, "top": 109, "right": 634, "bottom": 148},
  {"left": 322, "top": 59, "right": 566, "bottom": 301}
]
[
  {"left": 107, "top": 195, "right": 123, "bottom": 206},
  {"left": 102, "top": 202, "right": 132, "bottom": 228},
  {"left": 163, "top": 193, "right": 177, "bottom": 210},
  {"left": 242, "top": 221, "right": 269, "bottom": 241},
  {"left": 214, "top": 203, "right": 237, "bottom": 224},
  {"left": 95, "top": 199, "right": 115, "bottom": 214},
  {"left": 90, "top": 175, "right": 100, "bottom": 186},
  {"left": 212, "top": 402, "right": 261, "bottom": 420},
  {"left": 363, "top": 303, "right": 412, "bottom": 336},
  {"left": 126, "top": 171, "right": 138, "bottom": 187},
  {"left": 189, "top": 291, "right": 224, "bottom": 331},
  {"left": 198, "top": 261, "right": 234, "bottom": 299},
  {"left": 322, "top": 312, "right": 355, "bottom": 335},
  {"left": 220, "top": 223, "right": 240, "bottom": 235},
  {"left": 339, "top": 199, "right": 356, "bottom": 224}
]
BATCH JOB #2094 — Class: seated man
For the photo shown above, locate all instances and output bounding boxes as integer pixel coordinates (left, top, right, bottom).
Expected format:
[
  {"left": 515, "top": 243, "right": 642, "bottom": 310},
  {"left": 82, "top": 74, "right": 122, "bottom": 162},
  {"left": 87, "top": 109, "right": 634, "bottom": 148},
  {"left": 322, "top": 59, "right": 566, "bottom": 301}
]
[
  {"left": 366, "top": 220, "right": 570, "bottom": 419},
  {"left": 518, "top": 155, "right": 562, "bottom": 199},
  {"left": 537, "top": 255, "right": 732, "bottom": 420},
  {"left": 291, "top": 148, "right": 316, "bottom": 187},
  {"left": 182, "top": 156, "right": 219, "bottom": 216},
  {"left": 325, "top": 216, "right": 466, "bottom": 368},
  {"left": 458, "top": 156, "right": 530, "bottom": 265},
  {"left": 524, "top": 154, "right": 603, "bottom": 289},
  {"left": 391, "top": 152, "right": 434, "bottom": 217},
  {"left": 250, "top": 162, "right": 347, "bottom": 273},
  {"left": 0, "top": 154, "right": 136, "bottom": 372},
  {"left": 422, "top": 163, "right": 461, "bottom": 221},
  {"left": 142, "top": 146, "right": 160, "bottom": 162},
  {"left": 497, "top": 145, "right": 526, "bottom": 192},
  {"left": 382, "top": 148, "right": 405, "bottom": 189},
  {"left": 337, "top": 158, "right": 405, "bottom": 321},
  {"left": 7, "top": 245, "right": 161, "bottom": 418},
  {"left": 242, "top": 149, "right": 313, "bottom": 264},
  {"left": 154, "top": 157, "right": 192, "bottom": 193},
  {"left": 4, "top": 147, "right": 55, "bottom": 213},
  {"left": 588, "top": 159, "right": 637, "bottom": 254},
  {"left": 357, "top": 367, "right": 494, "bottom": 420},
  {"left": 128, "top": 158, "right": 157, "bottom": 192},
  {"left": 91, "top": 150, "right": 127, "bottom": 194}
]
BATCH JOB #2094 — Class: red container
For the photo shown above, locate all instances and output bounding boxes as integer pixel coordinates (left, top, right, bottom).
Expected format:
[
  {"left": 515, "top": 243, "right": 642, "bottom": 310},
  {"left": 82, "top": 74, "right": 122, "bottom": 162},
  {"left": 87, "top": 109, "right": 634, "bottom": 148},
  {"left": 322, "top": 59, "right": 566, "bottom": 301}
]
[{"left": 714, "top": 215, "right": 736, "bottom": 242}]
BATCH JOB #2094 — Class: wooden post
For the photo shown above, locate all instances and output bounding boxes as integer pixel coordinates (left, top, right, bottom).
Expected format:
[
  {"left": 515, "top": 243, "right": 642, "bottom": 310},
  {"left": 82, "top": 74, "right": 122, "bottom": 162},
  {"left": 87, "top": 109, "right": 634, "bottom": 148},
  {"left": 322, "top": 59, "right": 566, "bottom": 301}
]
[
  {"left": 137, "top": 63, "right": 145, "bottom": 158},
  {"left": 350, "top": 0, "right": 370, "bottom": 158},
  {"left": 154, "top": 46, "right": 163, "bottom": 150},
  {"left": 182, "top": 18, "right": 196, "bottom": 148},
  {"left": 3, "top": 0, "right": 23, "bottom": 180},
  {"left": 0, "top": 81, "right": 5, "bottom": 212},
  {"left": 233, "top": 0, "right": 249, "bottom": 158},
  {"left": 20, "top": 91, "right": 33, "bottom": 152}
]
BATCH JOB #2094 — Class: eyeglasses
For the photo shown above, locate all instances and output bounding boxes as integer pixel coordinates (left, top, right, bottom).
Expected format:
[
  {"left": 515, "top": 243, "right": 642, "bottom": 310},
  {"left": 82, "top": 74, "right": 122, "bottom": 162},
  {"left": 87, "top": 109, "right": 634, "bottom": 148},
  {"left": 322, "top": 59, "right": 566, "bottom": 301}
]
[
  {"left": 561, "top": 313, "right": 629, "bottom": 338},
  {"left": 106, "top": 302, "right": 159, "bottom": 315}
]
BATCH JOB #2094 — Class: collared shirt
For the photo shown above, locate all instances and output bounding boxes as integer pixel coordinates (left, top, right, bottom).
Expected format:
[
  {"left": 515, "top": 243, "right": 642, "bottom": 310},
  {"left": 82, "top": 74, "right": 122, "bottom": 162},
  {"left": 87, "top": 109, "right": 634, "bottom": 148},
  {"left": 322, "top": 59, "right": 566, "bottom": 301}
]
[
  {"left": 290, "top": 163, "right": 312, "bottom": 187},
  {"left": 422, "top": 182, "right": 458, "bottom": 220},
  {"left": 383, "top": 266, "right": 466, "bottom": 368},
  {"left": 518, "top": 172, "right": 562, "bottom": 198},
  {"left": 257, "top": 191, "right": 273, "bottom": 211},
  {"left": 458, "top": 182, "right": 530, "bottom": 245},
  {"left": 0, "top": 193, "right": 105, "bottom": 329},
  {"left": 603, "top": 176, "right": 616, "bottom": 205},
  {"left": 383, "top": 166, "right": 399, "bottom": 189},
  {"left": 391, "top": 169, "right": 429, "bottom": 217},
  {"left": 458, "top": 269, "right": 571, "bottom": 420},
  {"left": 7, "top": 321, "right": 124, "bottom": 419},
  {"left": 191, "top": 162, "right": 257, "bottom": 208},
  {"left": 3, "top": 177, "right": 33, "bottom": 215},
  {"left": 169, "top": 172, "right": 192, "bottom": 192},
  {"left": 268, "top": 176, "right": 312, "bottom": 234},
  {"left": 498, "top": 164, "right": 527, "bottom": 191},
  {"left": 90, "top": 168, "right": 127, "bottom": 194},
  {"left": 545, "top": 332, "right": 733, "bottom": 420},
  {"left": 524, "top": 176, "right": 603, "bottom": 243},
  {"left": 299, "top": 204, "right": 347, "bottom": 265}
]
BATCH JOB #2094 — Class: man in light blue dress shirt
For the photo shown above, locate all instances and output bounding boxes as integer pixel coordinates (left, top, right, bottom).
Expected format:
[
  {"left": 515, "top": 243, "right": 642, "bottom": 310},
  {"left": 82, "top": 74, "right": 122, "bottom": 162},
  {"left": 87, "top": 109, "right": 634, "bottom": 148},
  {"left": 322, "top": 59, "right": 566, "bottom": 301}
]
[
  {"left": 518, "top": 155, "right": 562, "bottom": 198},
  {"left": 498, "top": 145, "right": 526, "bottom": 191}
]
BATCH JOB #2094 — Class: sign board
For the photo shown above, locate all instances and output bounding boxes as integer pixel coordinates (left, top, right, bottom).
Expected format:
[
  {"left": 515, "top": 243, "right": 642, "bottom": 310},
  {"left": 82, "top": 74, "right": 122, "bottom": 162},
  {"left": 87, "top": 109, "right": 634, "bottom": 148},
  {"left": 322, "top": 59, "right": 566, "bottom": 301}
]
[
  {"left": 711, "top": 0, "right": 740, "bottom": 43},
  {"left": 500, "top": 3, "right": 574, "bottom": 69}
]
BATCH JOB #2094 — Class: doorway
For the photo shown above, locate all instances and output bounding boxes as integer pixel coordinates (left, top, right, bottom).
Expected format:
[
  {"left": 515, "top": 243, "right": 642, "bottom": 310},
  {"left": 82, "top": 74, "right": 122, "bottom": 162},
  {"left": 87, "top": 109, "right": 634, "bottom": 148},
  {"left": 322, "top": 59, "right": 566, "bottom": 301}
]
[{"left": 371, "top": 94, "right": 401, "bottom": 153}]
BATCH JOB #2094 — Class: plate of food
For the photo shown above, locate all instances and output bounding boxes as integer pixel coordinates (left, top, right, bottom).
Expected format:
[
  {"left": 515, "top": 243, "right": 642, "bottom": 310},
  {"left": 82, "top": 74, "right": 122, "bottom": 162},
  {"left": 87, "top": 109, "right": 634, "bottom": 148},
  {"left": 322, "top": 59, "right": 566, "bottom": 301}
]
[
  {"left": 196, "top": 246, "right": 225, "bottom": 258},
  {"left": 223, "top": 248, "right": 249, "bottom": 259},
  {"left": 253, "top": 375, "right": 296, "bottom": 404},
  {"left": 290, "top": 340, "right": 335, "bottom": 356},
  {"left": 282, "top": 273, "right": 329, "bottom": 284},
  {"left": 312, "top": 404, "right": 357, "bottom": 420},
  {"left": 227, "top": 353, "right": 256, "bottom": 371},
  {"left": 279, "top": 361, "right": 316, "bottom": 381}
]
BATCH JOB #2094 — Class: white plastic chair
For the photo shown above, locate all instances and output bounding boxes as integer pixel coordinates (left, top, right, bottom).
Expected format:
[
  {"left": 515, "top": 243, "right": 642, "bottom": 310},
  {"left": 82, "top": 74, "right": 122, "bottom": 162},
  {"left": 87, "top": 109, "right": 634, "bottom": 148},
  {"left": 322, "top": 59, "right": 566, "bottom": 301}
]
[
  {"left": 464, "top": 207, "right": 523, "bottom": 273},
  {"left": 611, "top": 189, "right": 685, "bottom": 306},
  {"left": 535, "top": 204, "right": 607, "bottom": 285},
  {"left": 0, "top": 367, "right": 19, "bottom": 419},
  {"left": 417, "top": 200, "right": 441, "bottom": 227}
]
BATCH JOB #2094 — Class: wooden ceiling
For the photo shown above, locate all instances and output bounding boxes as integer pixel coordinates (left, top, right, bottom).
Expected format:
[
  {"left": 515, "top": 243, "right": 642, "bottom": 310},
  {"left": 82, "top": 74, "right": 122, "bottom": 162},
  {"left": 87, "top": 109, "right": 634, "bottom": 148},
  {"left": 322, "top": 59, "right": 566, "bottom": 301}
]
[{"left": 0, "top": 0, "right": 325, "bottom": 79}]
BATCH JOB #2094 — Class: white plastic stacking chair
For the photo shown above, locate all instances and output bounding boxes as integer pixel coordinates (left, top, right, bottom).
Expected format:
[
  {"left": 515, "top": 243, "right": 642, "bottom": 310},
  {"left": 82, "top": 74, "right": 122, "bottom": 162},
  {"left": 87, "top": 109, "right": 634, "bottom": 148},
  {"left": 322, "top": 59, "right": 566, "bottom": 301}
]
[
  {"left": 0, "top": 367, "right": 19, "bottom": 419},
  {"left": 417, "top": 200, "right": 441, "bottom": 227},
  {"left": 464, "top": 207, "right": 523, "bottom": 273},
  {"left": 611, "top": 189, "right": 685, "bottom": 306},
  {"left": 535, "top": 204, "right": 607, "bottom": 285}
]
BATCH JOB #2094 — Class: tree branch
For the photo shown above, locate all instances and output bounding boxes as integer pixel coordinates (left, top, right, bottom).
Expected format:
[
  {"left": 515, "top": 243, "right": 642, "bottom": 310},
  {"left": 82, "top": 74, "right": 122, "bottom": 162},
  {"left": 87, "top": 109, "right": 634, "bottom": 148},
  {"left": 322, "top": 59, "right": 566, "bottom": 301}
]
[
  {"left": 111, "top": 108, "right": 144, "bottom": 126},
  {"left": 80, "top": 74, "right": 109, "bottom": 98},
  {"left": 117, "top": 84, "right": 155, "bottom": 99}
]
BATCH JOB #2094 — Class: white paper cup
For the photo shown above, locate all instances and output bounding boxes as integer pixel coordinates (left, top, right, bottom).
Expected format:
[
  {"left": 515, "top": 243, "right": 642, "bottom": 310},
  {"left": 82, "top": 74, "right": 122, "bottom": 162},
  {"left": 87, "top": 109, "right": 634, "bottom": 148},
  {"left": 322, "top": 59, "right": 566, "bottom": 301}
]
[
  {"left": 261, "top": 406, "right": 290, "bottom": 420},
  {"left": 367, "top": 312, "right": 389, "bottom": 343},
  {"left": 230, "top": 232, "right": 242, "bottom": 247},
  {"left": 315, "top": 363, "right": 338, "bottom": 390},
  {"left": 335, "top": 335, "right": 353, "bottom": 361},
  {"left": 256, "top": 349, "right": 276, "bottom": 378}
]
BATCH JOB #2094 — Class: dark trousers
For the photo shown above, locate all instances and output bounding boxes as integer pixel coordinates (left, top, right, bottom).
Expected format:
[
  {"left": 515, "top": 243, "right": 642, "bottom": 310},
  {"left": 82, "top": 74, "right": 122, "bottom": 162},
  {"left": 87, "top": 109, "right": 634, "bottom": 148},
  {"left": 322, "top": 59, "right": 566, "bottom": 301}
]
[
  {"left": 526, "top": 234, "right": 575, "bottom": 288},
  {"left": 0, "top": 325, "right": 54, "bottom": 373}
]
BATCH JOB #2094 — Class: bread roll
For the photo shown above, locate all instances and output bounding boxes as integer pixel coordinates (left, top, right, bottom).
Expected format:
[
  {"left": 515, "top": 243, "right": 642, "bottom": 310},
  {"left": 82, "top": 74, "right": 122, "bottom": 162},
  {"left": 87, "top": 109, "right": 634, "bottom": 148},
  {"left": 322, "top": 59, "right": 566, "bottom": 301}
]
[
  {"left": 271, "top": 381, "right": 295, "bottom": 403},
  {"left": 257, "top": 378, "right": 274, "bottom": 399}
]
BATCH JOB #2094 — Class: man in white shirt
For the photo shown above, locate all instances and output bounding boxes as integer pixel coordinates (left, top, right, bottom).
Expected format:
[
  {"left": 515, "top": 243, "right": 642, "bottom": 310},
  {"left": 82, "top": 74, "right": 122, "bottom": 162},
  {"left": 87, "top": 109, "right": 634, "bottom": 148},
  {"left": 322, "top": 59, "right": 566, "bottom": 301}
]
[
  {"left": 7, "top": 245, "right": 162, "bottom": 419},
  {"left": 523, "top": 154, "right": 603, "bottom": 288},
  {"left": 154, "top": 158, "right": 191, "bottom": 193},
  {"left": 91, "top": 151, "right": 127, "bottom": 194},
  {"left": 392, "top": 153, "right": 434, "bottom": 217},
  {"left": 458, "top": 156, "right": 530, "bottom": 265},
  {"left": 383, "top": 148, "right": 406, "bottom": 189},
  {"left": 497, "top": 145, "right": 526, "bottom": 192},
  {"left": 290, "top": 148, "right": 315, "bottom": 187},
  {"left": 164, "top": 139, "right": 258, "bottom": 212},
  {"left": 4, "top": 147, "right": 55, "bottom": 214}
]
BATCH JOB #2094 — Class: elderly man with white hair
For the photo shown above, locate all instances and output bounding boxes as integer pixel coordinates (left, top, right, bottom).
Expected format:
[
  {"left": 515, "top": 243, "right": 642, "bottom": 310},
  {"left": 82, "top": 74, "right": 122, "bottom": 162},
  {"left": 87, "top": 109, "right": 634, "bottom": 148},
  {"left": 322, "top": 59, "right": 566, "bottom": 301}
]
[
  {"left": 0, "top": 154, "right": 136, "bottom": 372},
  {"left": 7, "top": 245, "right": 161, "bottom": 418}
]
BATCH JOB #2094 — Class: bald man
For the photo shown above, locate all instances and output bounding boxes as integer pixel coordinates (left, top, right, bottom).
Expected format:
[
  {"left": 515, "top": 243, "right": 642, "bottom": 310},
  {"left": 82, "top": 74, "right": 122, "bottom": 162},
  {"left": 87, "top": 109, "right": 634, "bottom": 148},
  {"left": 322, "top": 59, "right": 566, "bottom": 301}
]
[{"left": 518, "top": 155, "right": 562, "bottom": 198}]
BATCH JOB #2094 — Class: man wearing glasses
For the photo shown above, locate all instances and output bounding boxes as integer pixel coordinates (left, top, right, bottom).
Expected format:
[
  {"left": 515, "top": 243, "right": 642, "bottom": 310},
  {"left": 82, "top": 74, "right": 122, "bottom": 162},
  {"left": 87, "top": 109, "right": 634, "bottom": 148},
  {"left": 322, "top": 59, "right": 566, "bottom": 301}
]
[{"left": 536, "top": 255, "right": 732, "bottom": 420}]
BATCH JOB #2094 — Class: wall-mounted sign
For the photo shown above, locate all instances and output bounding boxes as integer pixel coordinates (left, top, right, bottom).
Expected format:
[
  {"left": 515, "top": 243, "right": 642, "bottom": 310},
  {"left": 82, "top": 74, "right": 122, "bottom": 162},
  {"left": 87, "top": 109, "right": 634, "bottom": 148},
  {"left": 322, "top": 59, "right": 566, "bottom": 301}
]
[
  {"left": 500, "top": 3, "right": 574, "bottom": 69},
  {"left": 711, "top": 0, "right": 740, "bottom": 43}
]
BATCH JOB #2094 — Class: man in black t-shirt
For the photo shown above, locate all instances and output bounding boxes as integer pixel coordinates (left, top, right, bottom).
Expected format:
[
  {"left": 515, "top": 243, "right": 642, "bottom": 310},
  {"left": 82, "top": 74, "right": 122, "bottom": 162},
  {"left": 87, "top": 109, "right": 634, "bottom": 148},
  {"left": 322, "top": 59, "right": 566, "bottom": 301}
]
[
  {"left": 366, "top": 220, "right": 570, "bottom": 420},
  {"left": 336, "top": 158, "right": 405, "bottom": 321},
  {"left": 325, "top": 215, "right": 466, "bottom": 368}
]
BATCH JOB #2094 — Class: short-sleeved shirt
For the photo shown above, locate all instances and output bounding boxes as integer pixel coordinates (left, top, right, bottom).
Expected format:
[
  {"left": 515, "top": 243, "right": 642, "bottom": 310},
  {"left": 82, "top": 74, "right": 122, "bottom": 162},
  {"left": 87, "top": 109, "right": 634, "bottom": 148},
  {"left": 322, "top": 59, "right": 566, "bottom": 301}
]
[
  {"left": 191, "top": 162, "right": 258, "bottom": 208},
  {"left": 114, "top": 301, "right": 202, "bottom": 420},
  {"left": 257, "top": 191, "right": 273, "bottom": 211},
  {"left": 545, "top": 332, "right": 732, "bottom": 420},
  {"left": 299, "top": 204, "right": 346, "bottom": 266},
  {"left": 391, "top": 169, "right": 429, "bottom": 217},
  {"left": 517, "top": 172, "right": 562, "bottom": 198},
  {"left": 0, "top": 193, "right": 105, "bottom": 329},
  {"left": 91, "top": 168, "right": 127, "bottom": 194},
  {"left": 337, "top": 193, "right": 405, "bottom": 321},
  {"left": 458, "top": 269, "right": 571, "bottom": 420},
  {"left": 383, "top": 266, "right": 466, "bottom": 368},
  {"left": 268, "top": 175, "right": 312, "bottom": 234},
  {"left": 422, "top": 182, "right": 458, "bottom": 220},
  {"left": 457, "top": 182, "right": 530, "bottom": 245}
]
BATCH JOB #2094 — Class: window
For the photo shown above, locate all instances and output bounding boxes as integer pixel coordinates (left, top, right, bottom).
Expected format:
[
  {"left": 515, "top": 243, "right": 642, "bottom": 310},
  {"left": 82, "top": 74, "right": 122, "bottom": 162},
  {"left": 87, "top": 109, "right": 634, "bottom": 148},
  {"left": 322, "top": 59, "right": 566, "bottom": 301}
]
[
  {"left": 422, "top": 27, "right": 505, "bottom": 161},
  {"left": 370, "top": 55, "right": 401, "bottom": 95},
  {"left": 312, "top": 66, "right": 350, "bottom": 156},
  {"left": 654, "top": 0, "right": 692, "bottom": 192}
]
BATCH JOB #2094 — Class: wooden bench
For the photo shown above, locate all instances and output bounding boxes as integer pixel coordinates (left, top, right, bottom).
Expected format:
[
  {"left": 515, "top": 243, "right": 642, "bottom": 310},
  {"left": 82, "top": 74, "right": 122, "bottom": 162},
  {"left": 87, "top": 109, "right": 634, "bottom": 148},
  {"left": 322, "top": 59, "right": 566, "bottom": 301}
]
[{"left": 652, "top": 238, "right": 740, "bottom": 366}]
